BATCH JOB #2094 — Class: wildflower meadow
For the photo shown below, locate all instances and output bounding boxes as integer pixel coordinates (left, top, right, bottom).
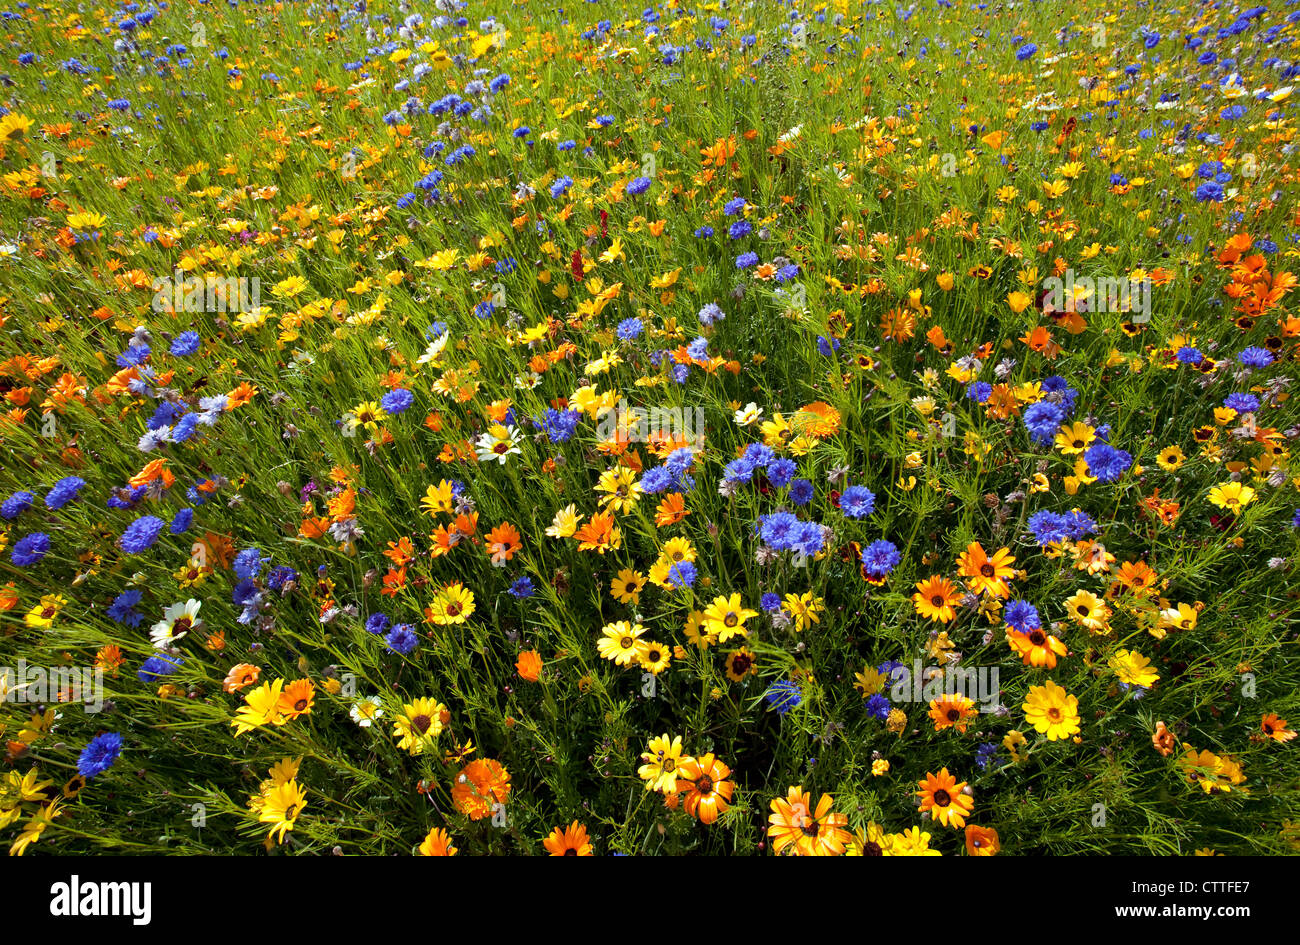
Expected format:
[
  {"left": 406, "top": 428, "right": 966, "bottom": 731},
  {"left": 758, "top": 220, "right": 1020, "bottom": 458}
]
[{"left": 2, "top": 0, "right": 1299, "bottom": 861}]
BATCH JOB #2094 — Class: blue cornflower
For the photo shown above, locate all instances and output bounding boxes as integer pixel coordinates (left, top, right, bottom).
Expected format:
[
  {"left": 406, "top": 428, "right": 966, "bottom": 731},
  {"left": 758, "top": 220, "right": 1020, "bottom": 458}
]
[
  {"left": 666, "top": 561, "right": 697, "bottom": 589},
  {"left": 839, "top": 485, "right": 876, "bottom": 519},
  {"left": 724, "top": 197, "right": 747, "bottom": 215},
  {"left": 169, "top": 508, "right": 193, "bottom": 534},
  {"left": 1064, "top": 509, "right": 1098, "bottom": 540},
  {"left": 1224, "top": 392, "right": 1259, "bottom": 414},
  {"left": 78, "top": 732, "right": 124, "bottom": 778},
  {"left": 617, "top": 316, "right": 644, "bottom": 342},
  {"left": 509, "top": 576, "right": 535, "bottom": 599},
  {"left": 1015, "top": 42, "right": 1037, "bottom": 60},
  {"left": 728, "top": 219, "right": 752, "bottom": 239},
  {"left": 1004, "top": 599, "right": 1041, "bottom": 634},
  {"left": 119, "top": 515, "right": 166, "bottom": 554},
  {"left": 539, "top": 408, "right": 582, "bottom": 443},
  {"left": 381, "top": 388, "right": 415, "bottom": 414},
  {"left": 550, "top": 176, "right": 574, "bottom": 198},
  {"left": 1023, "top": 401, "right": 1066, "bottom": 445},
  {"left": 1176, "top": 346, "right": 1204, "bottom": 365},
  {"left": 12, "top": 532, "right": 50, "bottom": 566},
  {"left": 640, "top": 466, "right": 673, "bottom": 493},
  {"left": 765, "top": 680, "right": 803, "bottom": 715},
  {"left": 693, "top": 226, "right": 714, "bottom": 238},
  {"left": 723, "top": 457, "right": 755, "bottom": 483},
  {"left": 766, "top": 458, "right": 797, "bottom": 488},
  {"left": 626, "top": 176, "right": 651, "bottom": 195},
  {"left": 1084, "top": 443, "right": 1132, "bottom": 483},
  {"left": 1237, "top": 347, "right": 1273, "bottom": 368},
  {"left": 137, "top": 653, "right": 183, "bottom": 683},
  {"left": 386, "top": 624, "right": 419, "bottom": 655},
  {"left": 665, "top": 448, "right": 694, "bottom": 472},
  {"left": 687, "top": 336, "right": 709, "bottom": 361},
  {"left": 107, "top": 590, "right": 145, "bottom": 627},
  {"left": 735, "top": 251, "right": 759, "bottom": 269},
  {"left": 759, "top": 511, "right": 801, "bottom": 550},
  {"left": 267, "top": 566, "right": 297, "bottom": 591},
  {"left": 788, "top": 479, "right": 814, "bottom": 506},
  {"left": 975, "top": 742, "right": 999, "bottom": 770},
  {"left": 365, "top": 613, "right": 390, "bottom": 635},
  {"left": 233, "top": 548, "right": 268, "bottom": 581},
  {"left": 865, "top": 693, "right": 891, "bottom": 720},
  {"left": 760, "top": 592, "right": 782, "bottom": 612},
  {"left": 169, "top": 331, "right": 200, "bottom": 356},
  {"left": 1028, "top": 510, "right": 1070, "bottom": 546},
  {"left": 2, "top": 491, "right": 34, "bottom": 519},
  {"left": 860, "top": 539, "right": 900, "bottom": 579},
  {"left": 793, "top": 522, "right": 826, "bottom": 556}
]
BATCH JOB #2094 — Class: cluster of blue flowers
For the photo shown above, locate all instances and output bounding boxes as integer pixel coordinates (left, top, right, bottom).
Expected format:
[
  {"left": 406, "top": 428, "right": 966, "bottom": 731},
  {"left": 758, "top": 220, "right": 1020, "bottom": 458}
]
[{"left": 1027, "top": 508, "right": 1098, "bottom": 546}]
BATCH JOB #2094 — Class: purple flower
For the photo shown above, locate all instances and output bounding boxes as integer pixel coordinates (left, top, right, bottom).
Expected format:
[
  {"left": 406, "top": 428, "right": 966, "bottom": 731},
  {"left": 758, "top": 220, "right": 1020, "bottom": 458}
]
[
  {"left": 839, "top": 485, "right": 876, "bottom": 519},
  {"left": 385, "top": 623, "right": 419, "bottom": 655},
  {"left": 380, "top": 388, "right": 415, "bottom": 414},
  {"left": 1084, "top": 443, "right": 1132, "bottom": 483},
  {"left": 78, "top": 732, "right": 123, "bottom": 778},
  {"left": 11, "top": 532, "right": 50, "bottom": 566},
  {"left": 860, "top": 539, "right": 900, "bottom": 579},
  {"left": 119, "top": 515, "right": 166, "bottom": 554}
]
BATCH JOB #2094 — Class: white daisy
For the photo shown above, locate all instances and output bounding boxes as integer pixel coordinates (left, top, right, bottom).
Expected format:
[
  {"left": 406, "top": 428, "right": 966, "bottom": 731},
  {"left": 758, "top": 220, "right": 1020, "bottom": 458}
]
[{"left": 150, "top": 599, "right": 203, "bottom": 649}]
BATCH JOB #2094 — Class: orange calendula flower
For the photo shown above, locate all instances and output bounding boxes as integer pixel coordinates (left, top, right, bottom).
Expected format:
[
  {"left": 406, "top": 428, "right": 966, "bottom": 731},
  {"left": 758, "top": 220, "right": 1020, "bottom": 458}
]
[
  {"left": 791, "top": 400, "right": 841, "bottom": 439},
  {"left": 965, "top": 824, "right": 1000, "bottom": 856},
  {"left": 452, "top": 759, "right": 511, "bottom": 821},
  {"left": 418, "top": 827, "right": 458, "bottom": 856},
  {"left": 516, "top": 650, "right": 542, "bottom": 682}
]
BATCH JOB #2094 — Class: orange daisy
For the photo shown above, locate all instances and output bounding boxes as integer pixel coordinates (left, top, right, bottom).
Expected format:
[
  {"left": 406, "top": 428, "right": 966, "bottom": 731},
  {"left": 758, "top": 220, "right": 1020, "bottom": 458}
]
[
  {"left": 956, "top": 542, "right": 1016, "bottom": 598},
  {"left": 917, "top": 768, "right": 975, "bottom": 829},
  {"left": 542, "top": 821, "right": 593, "bottom": 856},
  {"left": 912, "top": 575, "right": 961, "bottom": 623},
  {"left": 678, "top": 753, "right": 734, "bottom": 825}
]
